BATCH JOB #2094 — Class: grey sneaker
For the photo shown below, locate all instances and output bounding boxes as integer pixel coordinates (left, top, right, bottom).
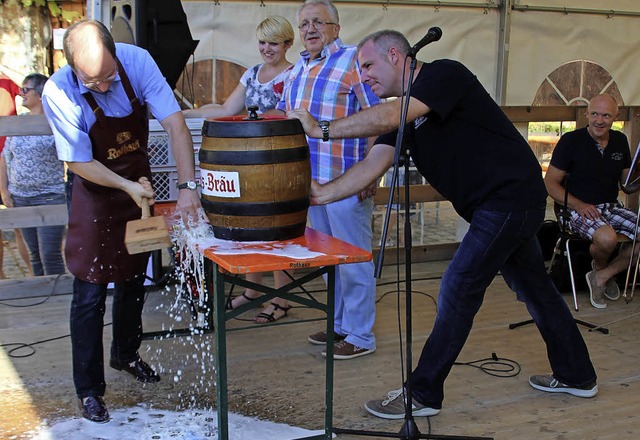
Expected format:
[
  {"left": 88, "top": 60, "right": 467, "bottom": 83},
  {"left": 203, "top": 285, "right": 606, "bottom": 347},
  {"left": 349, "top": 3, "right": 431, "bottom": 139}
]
[
  {"left": 529, "top": 374, "right": 598, "bottom": 398},
  {"left": 364, "top": 388, "right": 440, "bottom": 419},
  {"left": 308, "top": 330, "right": 346, "bottom": 345},
  {"left": 585, "top": 271, "right": 607, "bottom": 309},
  {"left": 321, "top": 340, "right": 375, "bottom": 360},
  {"left": 604, "top": 278, "right": 620, "bottom": 300},
  {"left": 591, "top": 260, "right": 620, "bottom": 301}
]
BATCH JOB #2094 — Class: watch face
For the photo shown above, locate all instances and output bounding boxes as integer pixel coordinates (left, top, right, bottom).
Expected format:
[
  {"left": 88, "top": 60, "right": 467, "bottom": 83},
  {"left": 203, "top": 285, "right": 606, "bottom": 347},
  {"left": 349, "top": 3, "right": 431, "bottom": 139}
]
[{"left": 179, "top": 181, "right": 197, "bottom": 190}]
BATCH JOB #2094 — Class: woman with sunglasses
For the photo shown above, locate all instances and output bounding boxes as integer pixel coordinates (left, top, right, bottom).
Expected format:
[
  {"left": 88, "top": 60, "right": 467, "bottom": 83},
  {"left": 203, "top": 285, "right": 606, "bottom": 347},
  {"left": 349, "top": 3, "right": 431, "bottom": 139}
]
[
  {"left": 0, "top": 73, "right": 66, "bottom": 275},
  {"left": 0, "top": 70, "right": 33, "bottom": 278}
]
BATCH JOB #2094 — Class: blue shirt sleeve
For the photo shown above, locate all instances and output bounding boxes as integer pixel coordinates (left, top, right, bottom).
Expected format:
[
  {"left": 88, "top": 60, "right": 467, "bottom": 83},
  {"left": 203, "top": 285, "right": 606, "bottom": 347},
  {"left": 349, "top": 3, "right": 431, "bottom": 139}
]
[{"left": 42, "top": 43, "right": 180, "bottom": 163}]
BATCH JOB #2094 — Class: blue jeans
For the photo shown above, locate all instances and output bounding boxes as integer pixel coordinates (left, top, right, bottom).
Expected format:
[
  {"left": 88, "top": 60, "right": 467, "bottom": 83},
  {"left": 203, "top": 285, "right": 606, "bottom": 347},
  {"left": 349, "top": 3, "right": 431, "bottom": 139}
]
[
  {"left": 13, "top": 194, "right": 66, "bottom": 276},
  {"left": 70, "top": 276, "right": 146, "bottom": 399},
  {"left": 307, "top": 195, "right": 376, "bottom": 350},
  {"left": 410, "top": 206, "right": 597, "bottom": 409}
]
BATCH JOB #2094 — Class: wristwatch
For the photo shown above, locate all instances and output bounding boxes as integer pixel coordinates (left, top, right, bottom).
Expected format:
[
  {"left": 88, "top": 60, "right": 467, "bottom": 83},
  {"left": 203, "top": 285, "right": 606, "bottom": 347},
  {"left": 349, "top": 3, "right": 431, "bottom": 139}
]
[
  {"left": 318, "top": 120, "right": 330, "bottom": 142},
  {"left": 177, "top": 180, "right": 197, "bottom": 190}
]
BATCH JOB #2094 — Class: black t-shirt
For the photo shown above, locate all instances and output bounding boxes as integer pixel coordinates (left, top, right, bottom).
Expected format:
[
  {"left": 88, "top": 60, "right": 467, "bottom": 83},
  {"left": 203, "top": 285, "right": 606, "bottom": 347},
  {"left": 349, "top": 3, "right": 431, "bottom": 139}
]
[
  {"left": 376, "top": 59, "right": 547, "bottom": 222},
  {"left": 549, "top": 127, "right": 630, "bottom": 204}
]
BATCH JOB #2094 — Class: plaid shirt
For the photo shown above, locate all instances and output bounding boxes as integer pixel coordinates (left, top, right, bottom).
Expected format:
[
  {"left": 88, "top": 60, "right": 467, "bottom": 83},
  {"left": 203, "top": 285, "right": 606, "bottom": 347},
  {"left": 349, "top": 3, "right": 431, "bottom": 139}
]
[{"left": 277, "top": 38, "right": 381, "bottom": 184}]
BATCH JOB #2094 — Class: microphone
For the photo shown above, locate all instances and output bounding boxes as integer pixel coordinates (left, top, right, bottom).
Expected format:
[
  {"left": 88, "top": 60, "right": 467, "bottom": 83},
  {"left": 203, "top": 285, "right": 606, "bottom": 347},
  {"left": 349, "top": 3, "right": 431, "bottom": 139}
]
[{"left": 409, "top": 27, "right": 442, "bottom": 57}]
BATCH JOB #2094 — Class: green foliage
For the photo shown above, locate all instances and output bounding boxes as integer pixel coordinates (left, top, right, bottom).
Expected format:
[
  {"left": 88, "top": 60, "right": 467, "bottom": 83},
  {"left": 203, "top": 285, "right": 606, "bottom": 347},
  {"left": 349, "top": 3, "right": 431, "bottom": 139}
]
[
  {"left": 529, "top": 122, "right": 560, "bottom": 133},
  {"left": 47, "top": 1, "right": 61, "bottom": 17},
  {"left": 20, "top": 0, "right": 46, "bottom": 7},
  {"left": 528, "top": 121, "right": 576, "bottom": 136},
  {"left": 529, "top": 120, "right": 624, "bottom": 135},
  {"left": 19, "top": 0, "right": 81, "bottom": 23}
]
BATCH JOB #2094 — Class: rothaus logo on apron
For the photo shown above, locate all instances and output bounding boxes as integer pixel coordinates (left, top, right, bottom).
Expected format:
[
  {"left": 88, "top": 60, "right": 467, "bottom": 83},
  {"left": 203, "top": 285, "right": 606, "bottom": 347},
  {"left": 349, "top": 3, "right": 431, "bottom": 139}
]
[{"left": 108, "top": 131, "right": 141, "bottom": 160}]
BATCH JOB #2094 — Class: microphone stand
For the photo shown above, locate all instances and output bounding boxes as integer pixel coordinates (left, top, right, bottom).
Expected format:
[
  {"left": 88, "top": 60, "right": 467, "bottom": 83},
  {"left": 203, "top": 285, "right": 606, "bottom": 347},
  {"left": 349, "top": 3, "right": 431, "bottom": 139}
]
[{"left": 332, "top": 52, "right": 491, "bottom": 440}]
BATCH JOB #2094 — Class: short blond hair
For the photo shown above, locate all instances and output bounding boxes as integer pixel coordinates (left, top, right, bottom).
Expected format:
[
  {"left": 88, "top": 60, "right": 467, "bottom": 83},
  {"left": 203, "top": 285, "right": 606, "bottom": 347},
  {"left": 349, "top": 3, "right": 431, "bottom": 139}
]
[{"left": 256, "top": 15, "right": 294, "bottom": 45}]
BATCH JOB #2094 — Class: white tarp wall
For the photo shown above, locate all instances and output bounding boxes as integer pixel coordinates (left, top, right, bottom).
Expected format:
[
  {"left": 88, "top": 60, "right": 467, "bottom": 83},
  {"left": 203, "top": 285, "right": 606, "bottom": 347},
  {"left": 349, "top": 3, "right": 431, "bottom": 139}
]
[
  {"left": 508, "top": 0, "right": 640, "bottom": 104},
  {"left": 180, "top": 0, "right": 640, "bottom": 106},
  {"left": 183, "top": 1, "right": 500, "bottom": 94}
]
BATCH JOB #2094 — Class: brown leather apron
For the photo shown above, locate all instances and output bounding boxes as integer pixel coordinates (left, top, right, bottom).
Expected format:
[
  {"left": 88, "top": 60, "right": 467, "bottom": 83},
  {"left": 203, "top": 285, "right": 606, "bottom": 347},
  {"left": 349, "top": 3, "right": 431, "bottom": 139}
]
[{"left": 65, "top": 59, "right": 152, "bottom": 283}]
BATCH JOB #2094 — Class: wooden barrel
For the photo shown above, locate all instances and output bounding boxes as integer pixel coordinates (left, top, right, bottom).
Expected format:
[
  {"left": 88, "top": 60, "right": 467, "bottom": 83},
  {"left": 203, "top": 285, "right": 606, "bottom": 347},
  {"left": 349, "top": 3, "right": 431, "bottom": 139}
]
[{"left": 199, "top": 115, "right": 311, "bottom": 241}]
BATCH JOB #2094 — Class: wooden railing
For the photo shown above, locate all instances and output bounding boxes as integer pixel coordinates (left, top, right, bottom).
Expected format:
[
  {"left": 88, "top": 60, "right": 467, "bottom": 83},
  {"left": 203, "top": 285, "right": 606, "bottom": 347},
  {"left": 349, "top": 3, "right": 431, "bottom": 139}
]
[{"left": 2, "top": 105, "right": 639, "bottom": 283}]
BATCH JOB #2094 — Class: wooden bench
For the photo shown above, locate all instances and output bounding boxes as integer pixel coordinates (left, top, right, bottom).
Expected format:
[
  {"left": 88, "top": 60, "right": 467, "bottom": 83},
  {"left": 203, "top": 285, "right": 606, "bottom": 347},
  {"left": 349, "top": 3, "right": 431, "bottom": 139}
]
[{"left": 0, "top": 204, "right": 72, "bottom": 299}]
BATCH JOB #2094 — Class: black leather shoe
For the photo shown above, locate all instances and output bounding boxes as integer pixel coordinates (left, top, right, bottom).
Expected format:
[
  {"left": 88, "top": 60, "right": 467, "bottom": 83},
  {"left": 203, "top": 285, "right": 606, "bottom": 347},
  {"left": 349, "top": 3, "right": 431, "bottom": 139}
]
[
  {"left": 110, "top": 356, "right": 161, "bottom": 383},
  {"left": 79, "top": 396, "right": 110, "bottom": 423}
]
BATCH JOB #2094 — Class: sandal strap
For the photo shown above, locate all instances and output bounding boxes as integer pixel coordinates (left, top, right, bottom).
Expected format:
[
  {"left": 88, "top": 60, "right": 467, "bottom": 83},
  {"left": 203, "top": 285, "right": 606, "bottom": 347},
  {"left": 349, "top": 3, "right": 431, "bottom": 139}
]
[
  {"left": 226, "top": 292, "right": 259, "bottom": 310},
  {"left": 270, "top": 302, "right": 291, "bottom": 312},
  {"left": 254, "top": 303, "right": 291, "bottom": 324},
  {"left": 242, "top": 292, "right": 258, "bottom": 301},
  {"left": 255, "top": 312, "right": 276, "bottom": 323}
]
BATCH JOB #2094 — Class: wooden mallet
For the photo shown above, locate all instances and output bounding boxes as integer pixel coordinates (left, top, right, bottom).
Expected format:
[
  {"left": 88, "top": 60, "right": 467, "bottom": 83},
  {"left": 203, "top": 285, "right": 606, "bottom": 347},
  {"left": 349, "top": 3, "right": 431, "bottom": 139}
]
[{"left": 124, "top": 197, "right": 172, "bottom": 254}]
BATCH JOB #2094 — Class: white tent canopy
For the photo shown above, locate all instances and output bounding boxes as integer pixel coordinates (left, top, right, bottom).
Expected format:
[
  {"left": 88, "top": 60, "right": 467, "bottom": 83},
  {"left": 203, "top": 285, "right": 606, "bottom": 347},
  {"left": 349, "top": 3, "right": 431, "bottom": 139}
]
[{"left": 165, "top": 0, "right": 640, "bottom": 106}]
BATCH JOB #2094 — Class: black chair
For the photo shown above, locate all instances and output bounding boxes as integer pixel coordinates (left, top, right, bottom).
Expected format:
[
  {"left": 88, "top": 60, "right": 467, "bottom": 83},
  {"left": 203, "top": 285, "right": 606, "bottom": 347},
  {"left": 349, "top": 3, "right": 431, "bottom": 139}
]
[
  {"left": 548, "top": 186, "right": 630, "bottom": 311},
  {"left": 548, "top": 202, "right": 591, "bottom": 311},
  {"left": 512, "top": 178, "right": 611, "bottom": 333}
]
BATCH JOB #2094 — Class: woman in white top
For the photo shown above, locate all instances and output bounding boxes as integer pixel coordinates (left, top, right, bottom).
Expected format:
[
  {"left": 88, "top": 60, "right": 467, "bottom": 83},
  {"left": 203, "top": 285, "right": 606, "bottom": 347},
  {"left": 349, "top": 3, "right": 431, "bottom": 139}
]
[
  {"left": 184, "top": 16, "right": 295, "bottom": 324},
  {"left": 183, "top": 15, "right": 294, "bottom": 119}
]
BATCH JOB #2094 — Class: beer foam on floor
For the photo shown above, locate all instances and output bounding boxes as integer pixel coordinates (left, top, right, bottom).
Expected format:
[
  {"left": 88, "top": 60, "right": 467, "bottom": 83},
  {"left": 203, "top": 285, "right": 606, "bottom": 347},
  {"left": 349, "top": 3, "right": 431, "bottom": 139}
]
[{"left": 29, "top": 405, "right": 323, "bottom": 439}]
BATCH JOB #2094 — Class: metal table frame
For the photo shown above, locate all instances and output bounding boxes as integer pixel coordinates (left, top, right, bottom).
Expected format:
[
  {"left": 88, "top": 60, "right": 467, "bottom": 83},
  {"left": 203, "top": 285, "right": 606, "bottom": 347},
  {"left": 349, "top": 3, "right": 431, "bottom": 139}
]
[
  {"left": 208, "top": 261, "right": 336, "bottom": 440},
  {"left": 200, "top": 227, "right": 372, "bottom": 440}
]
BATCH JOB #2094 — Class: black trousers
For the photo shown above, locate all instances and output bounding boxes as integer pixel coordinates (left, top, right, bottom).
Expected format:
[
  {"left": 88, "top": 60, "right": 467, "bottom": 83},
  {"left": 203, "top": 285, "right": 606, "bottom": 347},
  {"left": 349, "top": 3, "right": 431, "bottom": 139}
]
[{"left": 70, "top": 276, "right": 145, "bottom": 399}]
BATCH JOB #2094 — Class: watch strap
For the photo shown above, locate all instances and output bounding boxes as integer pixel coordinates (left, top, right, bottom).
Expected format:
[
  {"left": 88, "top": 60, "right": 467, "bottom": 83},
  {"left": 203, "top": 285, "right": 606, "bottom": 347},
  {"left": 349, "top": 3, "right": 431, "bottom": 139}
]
[
  {"left": 177, "top": 180, "right": 197, "bottom": 190},
  {"left": 319, "top": 120, "right": 330, "bottom": 142}
]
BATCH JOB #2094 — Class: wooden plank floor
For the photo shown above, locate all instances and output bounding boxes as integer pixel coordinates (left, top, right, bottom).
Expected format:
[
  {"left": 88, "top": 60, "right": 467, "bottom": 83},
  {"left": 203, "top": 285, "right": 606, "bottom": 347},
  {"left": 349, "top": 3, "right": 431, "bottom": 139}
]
[{"left": 1, "top": 260, "right": 640, "bottom": 439}]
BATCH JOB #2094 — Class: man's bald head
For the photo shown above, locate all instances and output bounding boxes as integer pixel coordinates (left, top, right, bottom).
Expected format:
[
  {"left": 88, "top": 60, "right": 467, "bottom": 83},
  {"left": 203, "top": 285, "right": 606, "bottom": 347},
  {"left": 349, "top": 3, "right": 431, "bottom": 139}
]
[
  {"left": 586, "top": 94, "right": 620, "bottom": 141},
  {"left": 587, "top": 94, "right": 619, "bottom": 115},
  {"left": 63, "top": 20, "right": 116, "bottom": 73}
]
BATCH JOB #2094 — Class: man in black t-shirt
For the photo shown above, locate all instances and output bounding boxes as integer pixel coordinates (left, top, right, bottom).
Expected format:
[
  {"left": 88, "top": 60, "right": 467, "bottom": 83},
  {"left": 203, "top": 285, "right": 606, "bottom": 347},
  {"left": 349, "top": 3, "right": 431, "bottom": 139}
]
[
  {"left": 545, "top": 94, "right": 639, "bottom": 309},
  {"left": 289, "top": 29, "right": 597, "bottom": 419}
]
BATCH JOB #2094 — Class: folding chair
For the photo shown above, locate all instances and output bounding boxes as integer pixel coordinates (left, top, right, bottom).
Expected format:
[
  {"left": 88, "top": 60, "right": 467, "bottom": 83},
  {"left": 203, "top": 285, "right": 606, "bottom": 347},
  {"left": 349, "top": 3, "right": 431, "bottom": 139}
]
[
  {"left": 549, "top": 202, "right": 591, "bottom": 311},
  {"left": 512, "top": 177, "right": 612, "bottom": 334},
  {"left": 549, "top": 189, "right": 630, "bottom": 311}
]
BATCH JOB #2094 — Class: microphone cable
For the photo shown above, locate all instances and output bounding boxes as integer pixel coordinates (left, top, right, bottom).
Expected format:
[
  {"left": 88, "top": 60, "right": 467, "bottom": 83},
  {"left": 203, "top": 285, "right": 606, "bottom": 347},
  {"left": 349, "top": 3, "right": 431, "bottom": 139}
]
[
  {"left": 454, "top": 352, "right": 522, "bottom": 378},
  {"left": 1, "top": 322, "right": 112, "bottom": 359},
  {"left": 0, "top": 273, "right": 64, "bottom": 308}
]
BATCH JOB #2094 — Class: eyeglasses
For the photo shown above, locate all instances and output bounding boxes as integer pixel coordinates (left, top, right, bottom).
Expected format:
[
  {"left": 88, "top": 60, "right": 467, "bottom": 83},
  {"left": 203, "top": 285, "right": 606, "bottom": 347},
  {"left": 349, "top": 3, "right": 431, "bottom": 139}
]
[
  {"left": 297, "top": 19, "right": 337, "bottom": 32},
  {"left": 20, "top": 86, "right": 35, "bottom": 95},
  {"left": 80, "top": 70, "right": 118, "bottom": 90}
]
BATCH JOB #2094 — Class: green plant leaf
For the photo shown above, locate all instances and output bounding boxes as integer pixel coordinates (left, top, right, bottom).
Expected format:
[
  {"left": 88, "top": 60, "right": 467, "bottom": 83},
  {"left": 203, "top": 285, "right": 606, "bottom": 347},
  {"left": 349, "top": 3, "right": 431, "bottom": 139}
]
[
  {"left": 47, "top": 2, "right": 62, "bottom": 17},
  {"left": 61, "top": 10, "right": 82, "bottom": 23}
]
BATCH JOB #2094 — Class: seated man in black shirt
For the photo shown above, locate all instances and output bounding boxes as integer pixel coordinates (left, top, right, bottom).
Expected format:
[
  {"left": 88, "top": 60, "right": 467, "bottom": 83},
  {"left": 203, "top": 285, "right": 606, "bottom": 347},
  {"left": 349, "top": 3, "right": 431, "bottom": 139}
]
[{"left": 545, "top": 94, "right": 639, "bottom": 309}]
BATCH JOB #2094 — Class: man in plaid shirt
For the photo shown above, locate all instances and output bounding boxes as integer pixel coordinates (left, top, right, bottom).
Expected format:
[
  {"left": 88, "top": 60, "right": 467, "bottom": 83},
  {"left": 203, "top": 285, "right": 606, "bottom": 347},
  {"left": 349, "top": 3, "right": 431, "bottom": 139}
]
[{"left": 276, "top": 0, "right": 381, "bottom": 360}]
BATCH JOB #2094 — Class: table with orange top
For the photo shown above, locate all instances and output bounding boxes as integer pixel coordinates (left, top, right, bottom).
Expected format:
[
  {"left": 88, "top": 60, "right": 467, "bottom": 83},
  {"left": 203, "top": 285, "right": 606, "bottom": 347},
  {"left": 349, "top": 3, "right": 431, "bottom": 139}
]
[{"left": 197, "top": 227, "right": 372, "bottom": 440}]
